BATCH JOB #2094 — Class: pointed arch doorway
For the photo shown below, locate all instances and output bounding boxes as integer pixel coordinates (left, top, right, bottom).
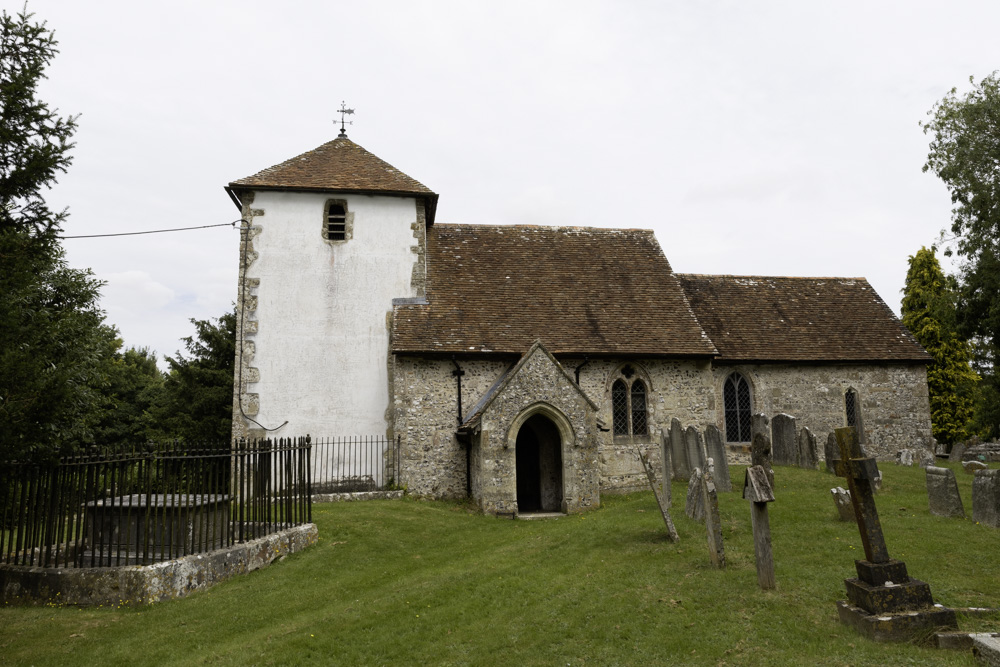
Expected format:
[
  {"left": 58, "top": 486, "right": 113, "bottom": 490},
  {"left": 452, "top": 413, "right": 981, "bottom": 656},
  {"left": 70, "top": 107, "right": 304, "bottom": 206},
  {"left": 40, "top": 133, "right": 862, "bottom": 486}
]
[{"left": 515, "top": 414, "right": 564, "bottom": 513}]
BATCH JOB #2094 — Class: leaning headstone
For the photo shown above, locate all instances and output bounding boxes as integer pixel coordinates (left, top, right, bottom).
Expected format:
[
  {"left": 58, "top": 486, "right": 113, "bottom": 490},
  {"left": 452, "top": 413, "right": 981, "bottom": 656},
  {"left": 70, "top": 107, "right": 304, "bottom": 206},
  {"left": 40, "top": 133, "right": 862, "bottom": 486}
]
[
  {"left": 926, "top": 466, "right": 965, "bottom": 518},
  {"left": 964, "top": 460, "right": 989, "bottom": 475},
  {"left": 798, "top": 427, "right": 818, "bottom": 470},
  {"left": 684, "top": 426, "right": 705, "bottom": 474},
  {"left": 702, "top": 460, "right": 725, "bottom": 568},
  {"left": 660, "top": 429, "right": 673, "bottom": 505},
  {"left": 825, "top": 432, "right": 839, "bottom": 474},
  {"left": 972, "top": 469, "right": 1000, "bottom": 528},
  {"left": 685, "top": 466, "right": 705, "bottom": 521},
  {"left": 704, "top": 425, "right": 732, "bottom": 492},
  {"left": 949, "top": 441, "right": 967, "bottom": 463},
  {"left": 834, "top": 426, "right": 957, "bottom": 641},
  {"left": 771, "top": 413, "right": 798, "bottom": 466},
  {"left": 896, "top": 449, "right": 914, "bottom": 466},
  {"left": 638, "top": 449, "right": 679, "bottom": 542},
  {"left": 751, "top": 430, "right": 774, "bottom": 493},
  {"left": 743, "top": 465, "right": 776, "bottom": 589},
  {"left": 831, "top": 487, "right": 855, "bottom": 521},
  {"left": 670, "top": 418, "right": 689, "bottom": 481}
]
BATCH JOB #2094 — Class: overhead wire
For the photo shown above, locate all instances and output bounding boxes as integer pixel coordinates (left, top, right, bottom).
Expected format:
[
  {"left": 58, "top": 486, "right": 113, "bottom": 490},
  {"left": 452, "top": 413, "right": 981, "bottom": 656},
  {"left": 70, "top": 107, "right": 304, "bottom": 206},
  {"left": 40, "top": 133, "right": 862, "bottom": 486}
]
[{"left": 58, "top": 221, "right": 238, "bottom": 238}]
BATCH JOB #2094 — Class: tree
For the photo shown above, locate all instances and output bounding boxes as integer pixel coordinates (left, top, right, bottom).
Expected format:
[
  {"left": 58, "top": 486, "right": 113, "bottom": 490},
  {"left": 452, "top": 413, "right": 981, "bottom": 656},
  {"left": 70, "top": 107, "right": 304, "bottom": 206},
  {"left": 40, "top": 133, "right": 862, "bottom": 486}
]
[
  {"left": 901, "top": 247, "right": 978, "bottom": 445},
  {"left": 923, "top": 72, "right": 1000, "bottom": 437},
  {"left": 149, "top": 310, "right": 235, "bottom": 443},
  {"left": 91, "top": 346, "right": 165, "bottom": 451}
]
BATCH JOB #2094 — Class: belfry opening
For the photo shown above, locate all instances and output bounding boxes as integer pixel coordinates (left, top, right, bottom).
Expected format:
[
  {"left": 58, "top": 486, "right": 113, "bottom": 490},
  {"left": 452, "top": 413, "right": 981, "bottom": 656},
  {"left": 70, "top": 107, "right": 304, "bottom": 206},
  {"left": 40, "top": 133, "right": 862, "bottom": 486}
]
[{"left": 515, "top": 414, "right": 564, "bottom": 513}]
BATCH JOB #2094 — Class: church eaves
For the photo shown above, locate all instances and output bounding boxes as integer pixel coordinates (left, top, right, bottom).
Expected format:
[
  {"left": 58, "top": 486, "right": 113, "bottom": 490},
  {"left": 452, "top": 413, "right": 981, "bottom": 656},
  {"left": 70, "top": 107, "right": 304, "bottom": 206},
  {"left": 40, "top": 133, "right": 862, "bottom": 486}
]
[
  {"left": 392, "top": 224, "right": 719, "bottom": 357},
  {"left": 676, "top": 274, "right": 931, "bottom": 363},
  {"left": 226, "top": 136, "right": 437, "bottom": 220}
]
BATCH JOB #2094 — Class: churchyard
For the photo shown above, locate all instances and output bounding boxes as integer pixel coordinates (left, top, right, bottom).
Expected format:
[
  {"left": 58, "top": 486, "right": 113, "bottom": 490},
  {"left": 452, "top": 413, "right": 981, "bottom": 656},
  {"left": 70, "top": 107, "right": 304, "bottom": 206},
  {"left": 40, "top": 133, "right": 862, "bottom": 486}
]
[{"left": 2, "top": 458, "right": 998, "bottom": 666}]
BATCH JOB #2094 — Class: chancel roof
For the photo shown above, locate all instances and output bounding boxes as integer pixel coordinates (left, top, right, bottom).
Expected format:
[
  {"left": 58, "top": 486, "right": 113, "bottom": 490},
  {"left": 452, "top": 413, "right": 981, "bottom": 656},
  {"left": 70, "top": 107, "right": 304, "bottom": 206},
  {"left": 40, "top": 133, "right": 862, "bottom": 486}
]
[
  {"left": 392, "top": 224, "right": 718, "bottom": 357},
  {"left": 228, "top": 136, "right": 435, "bottom": 198},
  {"left": 676, "top": 274, "right": 930, "bottom": 363}
]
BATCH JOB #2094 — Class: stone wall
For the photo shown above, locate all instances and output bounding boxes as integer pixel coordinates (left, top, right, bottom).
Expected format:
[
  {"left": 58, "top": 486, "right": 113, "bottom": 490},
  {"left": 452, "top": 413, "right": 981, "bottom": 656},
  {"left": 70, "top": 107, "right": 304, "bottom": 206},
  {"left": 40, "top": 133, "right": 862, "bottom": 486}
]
[{"left": 710, "top": 363, "right": 932, "bottom": 460}]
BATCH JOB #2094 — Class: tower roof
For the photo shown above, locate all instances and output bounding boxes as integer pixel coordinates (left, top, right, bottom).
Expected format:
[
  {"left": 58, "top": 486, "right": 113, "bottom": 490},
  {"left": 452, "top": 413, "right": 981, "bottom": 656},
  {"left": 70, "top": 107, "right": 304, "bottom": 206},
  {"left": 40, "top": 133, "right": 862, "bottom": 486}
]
[{"left": 227, "top": 136, "right": 437, "bottom": 220}]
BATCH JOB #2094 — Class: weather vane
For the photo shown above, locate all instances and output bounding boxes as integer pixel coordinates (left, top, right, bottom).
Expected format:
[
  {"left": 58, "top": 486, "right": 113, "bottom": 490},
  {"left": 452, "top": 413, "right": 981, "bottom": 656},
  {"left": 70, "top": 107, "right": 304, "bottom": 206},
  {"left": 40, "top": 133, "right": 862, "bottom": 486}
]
[{"left": 335, "top": 101, "right": 355, "bottom": 137}]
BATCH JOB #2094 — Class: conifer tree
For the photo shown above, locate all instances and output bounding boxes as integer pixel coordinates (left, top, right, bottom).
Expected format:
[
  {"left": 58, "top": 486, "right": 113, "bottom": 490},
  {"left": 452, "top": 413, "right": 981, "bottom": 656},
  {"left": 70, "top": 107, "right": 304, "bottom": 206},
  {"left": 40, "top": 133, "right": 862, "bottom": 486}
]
[{"left": 901, "top": 247, "right": 978, "bottom": 445}]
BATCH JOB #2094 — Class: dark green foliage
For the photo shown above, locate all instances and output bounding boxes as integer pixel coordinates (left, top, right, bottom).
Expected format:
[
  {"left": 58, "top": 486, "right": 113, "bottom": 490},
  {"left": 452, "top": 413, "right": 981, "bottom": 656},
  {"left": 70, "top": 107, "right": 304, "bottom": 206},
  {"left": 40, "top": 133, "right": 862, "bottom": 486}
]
[
  {"left": 0, "top": 7, "right": 78, "bottom": 241},
  {"left": 923, "top": 72, "right": 1000, "bottom": 438},
  {"left": 901, "top": 247, "right": 978, "bottom": 444},
  {"left": 150, "top": 310, "right": 235, "bottom": 443},
  {"left": 91, "top": 346, "right": 165, "bottom": 451}
]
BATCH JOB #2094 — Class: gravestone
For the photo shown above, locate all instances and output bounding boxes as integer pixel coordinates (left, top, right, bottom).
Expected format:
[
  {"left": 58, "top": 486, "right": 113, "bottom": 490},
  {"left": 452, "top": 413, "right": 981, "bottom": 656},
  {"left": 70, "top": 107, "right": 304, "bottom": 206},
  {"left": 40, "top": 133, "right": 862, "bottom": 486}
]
[
  {"left": 704, "top": 425, "right": 732, "bottom": 492},
  {"left": 917, "top": 449, "right": 936, "bottom": 468},
  {"left": 972, "top": 469, "right": 1000, "bottom": 528},
  {"left": 670, "top": 418, "right": 690, "bottom": 481},
  {"left": 949, "top": 441, "right": 967, "bottom": 463},
  {"left": 771, "top": 414, "right": 798, "bottom": 466},
  {"left": 925, "top": 466, "right": 965, "bottom": 518},
  {"left": 896, "top": 449, "right": 914, "bottom": 466},
  {"left": 751, "top": 413, "right": 769, "bottom": 443},
  {"left": 798, "top": 427, "right": 818, "bottom": 470},
  {"left": 702, "top": 460, "right": 725, "bottom": 568},
  {"left": 684, "top": 426, "right": 705, "bottom": 475},
  {"left": 964, "top": 460, "right": 989, "bottom": 475},
  {"left": 831, "top": 487, "right": 854, "bottom": 521},
  {"left": 638, "top": 449, "right": 679, "bottom": 542},
  {"left": 751, "top": 431, "right": 774, "bottom": 493},
  {"left": 825, "top": 432, "right": 839, "bottom": 474},
  {"left": 660, "top": 429, "right": 673, "bottom": 505},
  {"left": 833, "top": 427, "right": 957, "bottom": 641},
  {"left": 743, "top": 465, "right": 776, "bottom": 589},
  {"left": 685, "top": 466, "right": 705, "bottom": 521}
]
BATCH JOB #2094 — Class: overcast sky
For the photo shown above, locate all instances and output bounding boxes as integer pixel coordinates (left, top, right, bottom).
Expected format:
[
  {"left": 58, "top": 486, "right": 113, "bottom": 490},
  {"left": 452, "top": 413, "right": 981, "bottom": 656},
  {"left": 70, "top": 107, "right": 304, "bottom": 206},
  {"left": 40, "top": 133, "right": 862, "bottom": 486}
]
[{"left": 30, "top": 0, "right": 999, "bottom": 366}]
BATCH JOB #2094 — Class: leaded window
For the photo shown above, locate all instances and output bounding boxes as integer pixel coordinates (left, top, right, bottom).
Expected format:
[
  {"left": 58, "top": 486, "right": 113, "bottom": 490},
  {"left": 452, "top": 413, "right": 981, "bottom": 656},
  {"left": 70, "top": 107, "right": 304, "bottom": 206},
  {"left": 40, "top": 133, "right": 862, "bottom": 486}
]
[
  {"left": 845, "top": 388, "right": 859, "bottom": 429},
  {"left": 610, "top": 367, "right": 648, "bottom": 437},
  {"left": 723, "top": 372, "right": 752, "bottom": 442}
]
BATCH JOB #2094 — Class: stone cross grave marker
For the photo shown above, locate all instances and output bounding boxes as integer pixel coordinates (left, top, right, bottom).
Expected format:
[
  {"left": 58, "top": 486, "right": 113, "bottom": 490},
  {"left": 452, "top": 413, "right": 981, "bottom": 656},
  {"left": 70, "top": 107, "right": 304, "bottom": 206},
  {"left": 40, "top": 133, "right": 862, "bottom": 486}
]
[
  {"left": 743, "top": 464, "right": 776, "bottom": 590},
  {"left": 637, "top": 449, "right": 680, "bottom": 542},
  {"left": 833, "top": 426, "right": 957, "bottom": 642}
]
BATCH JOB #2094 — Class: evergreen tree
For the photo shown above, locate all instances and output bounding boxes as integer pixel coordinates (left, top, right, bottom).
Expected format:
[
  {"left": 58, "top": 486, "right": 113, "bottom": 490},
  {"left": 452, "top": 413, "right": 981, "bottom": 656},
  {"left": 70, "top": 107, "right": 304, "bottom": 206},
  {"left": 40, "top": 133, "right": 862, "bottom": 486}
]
[
  {"left": 150, "top": 310, "right": 235, "bottom": 443},
  {"left": 901, "top": 247, "right": 978, "bottom": 445},
  {"left": 91, "top": 346, "right": 165, "bottom": 451}
]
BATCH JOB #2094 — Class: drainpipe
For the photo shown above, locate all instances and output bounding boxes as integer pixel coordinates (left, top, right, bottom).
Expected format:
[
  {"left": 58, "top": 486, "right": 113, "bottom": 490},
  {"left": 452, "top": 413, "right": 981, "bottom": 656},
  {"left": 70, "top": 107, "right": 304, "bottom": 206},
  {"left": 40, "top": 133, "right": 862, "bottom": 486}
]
[
  {"left": 452, "top": 357, "right": 471, "bottom": 498},
  {"left": 574, "top": 356, "right": 590, "bottom": 385},
  {"left": 451, "top": 356, "right": 465, "bottom": 426}
]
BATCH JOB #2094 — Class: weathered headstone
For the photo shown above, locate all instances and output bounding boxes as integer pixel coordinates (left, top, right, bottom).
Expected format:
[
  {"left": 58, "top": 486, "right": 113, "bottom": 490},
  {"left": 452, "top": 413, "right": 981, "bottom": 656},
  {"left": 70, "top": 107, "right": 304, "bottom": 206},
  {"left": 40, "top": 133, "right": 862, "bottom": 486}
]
[
  {"left": 964, "top": 460, "right": 989, "bottom": 475},
  {"left": 685, "top": 466, "right": 705, "bottom": 521},
  {"left": 825, "top": 432, "right": 839, "bottom": 474},
  {"left": 751, "top": 430, "right": 774, "bottom": 493},
  {"left": 637, "top": 449, "right": 680, "bottom": 542},
  {"left": 925, "top": 466, "right": 965, "bottom": 518},
  {"left": 660, "top": 429, "right": 673, "bottom": 505},
  {"left": 704, "top": 425, "right": 732, "bottom": 493},
  {"left": 949, "top": 441, "right": 967, "bottom": 463},
  {"left": 834, "top": 427, "right": 957, "bottom": 641},
  {"left": 771, "top": 413, "right": 798, "bottom": 466},
  {"left": 684, "top": 426, "right": 705, "bottom": 475},
  {"left": 751, "top": 413, "right": 769, "bottom": 443},
  {"left": 702, "top": 460, "right": 725, "bottom": 568},
  {"left": 917, "top": 449, "right": 936, "bottom": 469},
  {"left": 896, "top": 449, "right": 914, "bottom": 466},
  {"left": 743, "top": 465, "right": 775, "bottom": 589},
  {"left": 670, "top": 418, "right": 689, "bottom": 481},
  {"left": 798, "top": 427, "right": 818, "bottom": 470},
  {"left": 972, "top": 469, "right": 1000, "bottom": 528},
  {"left": 831, "top": 487, "right": 854, "bottom": 521}
]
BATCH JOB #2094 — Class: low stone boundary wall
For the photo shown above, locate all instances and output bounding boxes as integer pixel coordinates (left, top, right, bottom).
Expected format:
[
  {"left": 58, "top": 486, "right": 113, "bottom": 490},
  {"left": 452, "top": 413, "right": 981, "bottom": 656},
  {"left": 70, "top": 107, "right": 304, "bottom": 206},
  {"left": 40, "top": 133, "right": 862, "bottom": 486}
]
[
  {"left": 0, "top": 523, "right": 318, "bottom": 607},
  {"left": 313, "top": 490, "right": 405, "bottom": 503}
]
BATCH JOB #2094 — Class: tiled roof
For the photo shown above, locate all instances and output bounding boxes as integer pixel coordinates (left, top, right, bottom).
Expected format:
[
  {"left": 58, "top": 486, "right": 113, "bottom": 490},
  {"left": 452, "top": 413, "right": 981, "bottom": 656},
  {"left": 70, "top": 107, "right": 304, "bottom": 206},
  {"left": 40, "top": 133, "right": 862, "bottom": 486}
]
[
  {"left": 228, "top": 136, "right": 435, "bottom": 196},
  {"left": 676, "top": 274, "right": 930, "bottom": 363},
  {"left": 392, "top": 225, "right": 718, "bottom": 357}
]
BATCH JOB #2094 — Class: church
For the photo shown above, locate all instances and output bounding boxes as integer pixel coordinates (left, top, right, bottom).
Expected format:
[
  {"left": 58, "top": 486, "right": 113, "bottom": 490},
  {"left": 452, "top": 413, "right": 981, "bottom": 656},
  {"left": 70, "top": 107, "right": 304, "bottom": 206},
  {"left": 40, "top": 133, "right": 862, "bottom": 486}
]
[{"left": 225, "top": 131, "right": 932, "bottom": 515}]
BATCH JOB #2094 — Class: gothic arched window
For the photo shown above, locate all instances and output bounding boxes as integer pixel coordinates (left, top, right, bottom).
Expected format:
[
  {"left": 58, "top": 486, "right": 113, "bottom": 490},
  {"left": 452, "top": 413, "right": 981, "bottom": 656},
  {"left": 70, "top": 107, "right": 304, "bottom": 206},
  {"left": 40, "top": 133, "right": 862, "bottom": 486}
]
[
  {"left": 723, "top": 372, "right": 752, "bottom": 443},
  {"left": 610, "top": 366, "right": 648, "bottom": 437}
]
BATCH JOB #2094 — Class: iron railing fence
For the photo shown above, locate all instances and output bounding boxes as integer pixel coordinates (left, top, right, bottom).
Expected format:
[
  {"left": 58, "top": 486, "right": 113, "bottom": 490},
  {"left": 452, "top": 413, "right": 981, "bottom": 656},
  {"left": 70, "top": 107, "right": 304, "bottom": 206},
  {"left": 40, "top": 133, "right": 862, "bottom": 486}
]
[
  {"left": 0, "top": 438, "right": 312, "bottom": 569},
  {"left": 311, "top": 435, "right": 399, "bottom": 493}
]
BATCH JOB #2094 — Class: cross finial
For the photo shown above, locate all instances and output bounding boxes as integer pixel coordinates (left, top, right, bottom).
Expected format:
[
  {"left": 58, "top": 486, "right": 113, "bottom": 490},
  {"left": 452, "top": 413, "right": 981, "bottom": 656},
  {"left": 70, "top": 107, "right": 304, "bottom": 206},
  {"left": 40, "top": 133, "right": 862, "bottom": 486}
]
[{"left": 335, "top": 101, "right": 355, "bottom": 137}]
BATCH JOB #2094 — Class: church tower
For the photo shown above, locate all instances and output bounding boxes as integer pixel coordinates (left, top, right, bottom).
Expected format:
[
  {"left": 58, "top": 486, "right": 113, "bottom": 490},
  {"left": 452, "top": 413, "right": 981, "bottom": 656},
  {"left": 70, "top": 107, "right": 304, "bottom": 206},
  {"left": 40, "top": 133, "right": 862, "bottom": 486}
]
[{"left": 225, "top": 134, "right": 437, "bottom": 440}]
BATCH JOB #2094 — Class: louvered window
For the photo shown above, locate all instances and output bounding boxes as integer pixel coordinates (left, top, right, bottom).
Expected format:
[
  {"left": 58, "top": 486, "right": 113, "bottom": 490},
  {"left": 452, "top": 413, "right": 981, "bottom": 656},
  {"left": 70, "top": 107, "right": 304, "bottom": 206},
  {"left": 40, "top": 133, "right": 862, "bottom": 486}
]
[
  {"left": 323, "top": 200, "right": 349, "bottom": 241},
  {"left": 723, "top": 373, "right": 752, "bottom": 442}
]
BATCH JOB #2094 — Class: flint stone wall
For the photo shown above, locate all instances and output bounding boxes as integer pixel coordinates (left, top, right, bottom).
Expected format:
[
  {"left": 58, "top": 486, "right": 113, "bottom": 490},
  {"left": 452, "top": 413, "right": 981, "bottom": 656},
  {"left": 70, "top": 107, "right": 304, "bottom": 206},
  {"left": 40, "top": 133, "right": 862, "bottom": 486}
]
[{"left": 710, "top": 363, "right": 932, "bottom": 461}]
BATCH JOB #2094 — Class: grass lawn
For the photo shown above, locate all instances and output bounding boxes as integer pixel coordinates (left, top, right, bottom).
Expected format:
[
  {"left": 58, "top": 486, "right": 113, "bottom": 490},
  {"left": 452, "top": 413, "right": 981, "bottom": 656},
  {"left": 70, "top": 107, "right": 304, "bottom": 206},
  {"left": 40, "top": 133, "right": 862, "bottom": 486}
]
[{"left": 1, "top": 460, "right": 997, "bottom": 666}]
